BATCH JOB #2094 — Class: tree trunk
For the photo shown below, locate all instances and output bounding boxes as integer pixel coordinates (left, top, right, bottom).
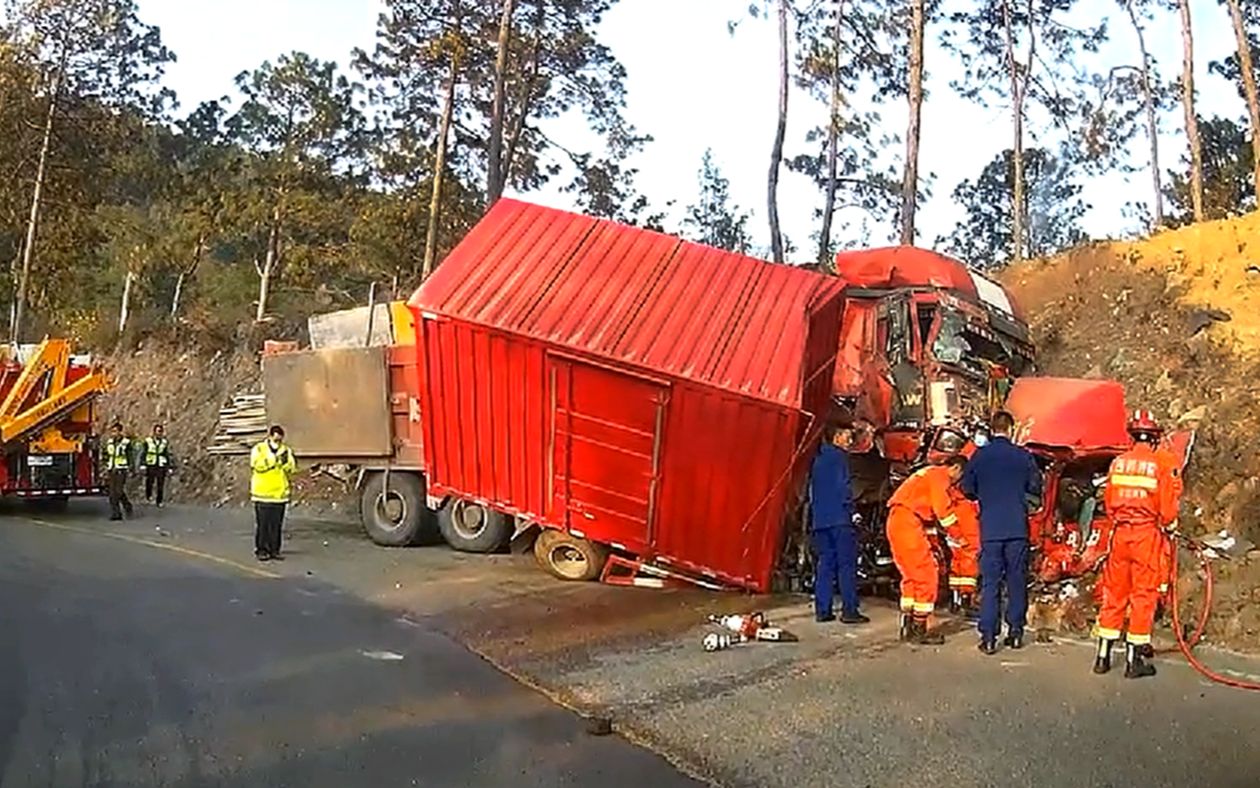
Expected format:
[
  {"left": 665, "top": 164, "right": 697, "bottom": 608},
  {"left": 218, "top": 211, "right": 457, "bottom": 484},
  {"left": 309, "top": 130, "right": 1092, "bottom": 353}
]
[
  {"left": 11, "top": 68, "right": 60, "bottom": 344},
  {"left": 899, "top": 0, "right": 926, "bottom": 246},
  {"left": 118, "top": 270, "right": 134, "bottom": 335},
  {"left": 1177, "top": 0, "right": 1205, "bottom": 222},
  {"left": 486, "top": 0, "right": 517, "bottom": 205},
  {"left": 422, "top": 60, "right": 458, "bottom": 280},
  {"left": 1225, "top": 0, "right": 1260, "bottom": 200},
  {"left": 1001, "top": 0, "right": 1026, "bottom": 264},
  {"left": 171, "top": 234, "right": 204, "bottom": 321},
  {"left": 1125, "top": 0, "right": 1164, "bottom": 227},
  {"left": 255, "top": 204, "right": 281, "bottom": 322},
  {"left": 502, "top": 0, "right": 543, "bottom": 190},
  {"left": 767, "top": 0, "right": 789, "bottom": 264},
  {"left": 818, "top": 0, "right": 845, "bottom": 265}
]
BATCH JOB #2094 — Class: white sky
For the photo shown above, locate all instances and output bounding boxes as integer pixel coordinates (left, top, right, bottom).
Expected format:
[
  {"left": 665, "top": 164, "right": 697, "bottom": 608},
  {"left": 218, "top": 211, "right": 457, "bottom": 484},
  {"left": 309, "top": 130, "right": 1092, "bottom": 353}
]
[{"left": 139, "top": 0, "right": 1245, "bottom": 261}]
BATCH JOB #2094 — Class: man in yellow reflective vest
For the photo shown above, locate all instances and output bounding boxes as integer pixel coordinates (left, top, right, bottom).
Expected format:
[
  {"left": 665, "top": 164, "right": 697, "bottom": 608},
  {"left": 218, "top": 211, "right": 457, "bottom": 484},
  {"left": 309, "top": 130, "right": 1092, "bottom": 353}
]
[
  {"left": 251, "top": 424, "right": 297, "bottom": 561},
  {"left": 102, "top": 422, "right": 134, "bottom": 521},
  {"left": 142, "top": 423, "right": 174, "bottom": 507}
]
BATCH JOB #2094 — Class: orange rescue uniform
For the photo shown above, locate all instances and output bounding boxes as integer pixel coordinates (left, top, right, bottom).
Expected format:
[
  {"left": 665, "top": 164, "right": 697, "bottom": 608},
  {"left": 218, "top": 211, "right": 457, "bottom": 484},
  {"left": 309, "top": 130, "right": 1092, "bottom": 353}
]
[
  {"left": 1096, "top": 444, "right": 1183, "bottom": 646},
  {"left": 946, "top": 495, "right": 981, "bottom": 592},
  {"left": 886, "top": 466, "right": 957, "bottom": 616}
]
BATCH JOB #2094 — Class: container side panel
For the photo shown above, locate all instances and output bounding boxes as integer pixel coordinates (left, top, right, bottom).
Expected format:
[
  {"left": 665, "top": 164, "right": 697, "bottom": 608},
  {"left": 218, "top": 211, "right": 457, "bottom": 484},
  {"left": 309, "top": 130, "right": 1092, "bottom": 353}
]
[
  {"left": 653, "top": 386, "right": 796, "bottom": 591},
  {"left": 547, "top": 356, "right": 664, "bottom": 551},
  {"left": 420, "top": 318, "right": 547, "bottom": 516}
]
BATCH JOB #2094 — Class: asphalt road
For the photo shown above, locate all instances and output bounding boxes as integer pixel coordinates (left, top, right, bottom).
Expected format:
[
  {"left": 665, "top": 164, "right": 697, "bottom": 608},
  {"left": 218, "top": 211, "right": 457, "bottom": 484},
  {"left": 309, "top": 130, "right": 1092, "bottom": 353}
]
[{"left": 0, "top": 516, "right": 698, "bottom": 788}]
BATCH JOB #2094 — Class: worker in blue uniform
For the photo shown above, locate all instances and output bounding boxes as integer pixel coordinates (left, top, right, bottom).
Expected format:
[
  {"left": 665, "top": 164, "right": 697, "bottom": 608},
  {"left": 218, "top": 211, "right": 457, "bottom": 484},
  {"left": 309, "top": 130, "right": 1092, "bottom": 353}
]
[
  {"left": 961, "top": 411, "right": 1043, "bottom": 654},
  {"left": 809, "top": 419, "right": 870, "bottom": 625}
]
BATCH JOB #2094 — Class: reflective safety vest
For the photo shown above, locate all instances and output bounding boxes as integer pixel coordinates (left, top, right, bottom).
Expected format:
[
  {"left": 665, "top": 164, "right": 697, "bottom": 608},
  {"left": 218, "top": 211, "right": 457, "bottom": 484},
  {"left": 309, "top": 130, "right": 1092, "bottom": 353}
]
[
  {"left": 250, "top": 440, "right": 296, "bottom": 503},
  {"left": 144, "top": 436, "right": 171, "bottom": 467},
  {"left": 1104, "top": 444, "right": 1181, "bottom": 528},
  {"left": 104, "top": 437, "right": 132, "bottom": 471}
]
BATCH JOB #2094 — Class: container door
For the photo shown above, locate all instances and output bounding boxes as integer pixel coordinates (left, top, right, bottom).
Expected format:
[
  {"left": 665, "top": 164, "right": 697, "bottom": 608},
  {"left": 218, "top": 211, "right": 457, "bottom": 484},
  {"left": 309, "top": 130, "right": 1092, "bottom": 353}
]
[{"left": 547, "top": 356, "right": 667, "bottom": 552}]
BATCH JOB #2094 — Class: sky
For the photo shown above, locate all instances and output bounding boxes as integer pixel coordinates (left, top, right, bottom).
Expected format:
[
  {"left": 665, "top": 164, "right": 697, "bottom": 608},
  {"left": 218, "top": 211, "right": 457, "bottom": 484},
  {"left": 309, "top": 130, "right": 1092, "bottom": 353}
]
[{"left": 138, "top": 0, "right": 1246, "bottom": 262}]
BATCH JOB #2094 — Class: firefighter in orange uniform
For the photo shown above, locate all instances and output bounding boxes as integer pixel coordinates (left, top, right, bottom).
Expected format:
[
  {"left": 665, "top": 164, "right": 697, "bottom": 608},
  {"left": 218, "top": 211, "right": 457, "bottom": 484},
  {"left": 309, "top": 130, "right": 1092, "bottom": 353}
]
[
  {"left": 886, "top": 454, "right": 968, "bottom": 645},
  {"left": 1093, "top": 410, "right": 1183, "bottom": 679},
  {"left": 946, "top": 439, "right": 983, "bottom": 613}
]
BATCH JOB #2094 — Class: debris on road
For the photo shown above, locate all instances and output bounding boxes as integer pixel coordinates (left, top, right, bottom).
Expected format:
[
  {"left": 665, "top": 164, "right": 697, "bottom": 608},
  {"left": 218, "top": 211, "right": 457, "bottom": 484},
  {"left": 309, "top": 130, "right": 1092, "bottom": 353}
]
[{"left": 702, "top": 612, "right": 798, "bottom": 651}]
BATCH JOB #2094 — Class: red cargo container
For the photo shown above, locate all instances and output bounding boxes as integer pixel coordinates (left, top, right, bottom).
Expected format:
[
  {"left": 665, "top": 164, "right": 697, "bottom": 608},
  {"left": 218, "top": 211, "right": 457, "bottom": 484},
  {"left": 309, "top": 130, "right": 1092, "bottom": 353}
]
[{"left": 411, "top": 200, "right": 844, "bottom": 591}]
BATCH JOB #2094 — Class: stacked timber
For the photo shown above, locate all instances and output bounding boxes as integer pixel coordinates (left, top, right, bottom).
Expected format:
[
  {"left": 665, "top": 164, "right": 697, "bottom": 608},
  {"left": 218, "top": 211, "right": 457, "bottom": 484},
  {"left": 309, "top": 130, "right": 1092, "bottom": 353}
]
[{"left": 209, "top": 393, "right": 267, "bottom": 455}]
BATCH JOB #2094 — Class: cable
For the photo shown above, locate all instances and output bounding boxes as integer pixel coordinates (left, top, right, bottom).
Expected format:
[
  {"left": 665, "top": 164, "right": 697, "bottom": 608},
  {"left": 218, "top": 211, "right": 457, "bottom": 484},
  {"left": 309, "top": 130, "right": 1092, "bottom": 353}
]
[{"left": 1169, "top": 540, "right": 1260, "bottom": 692}]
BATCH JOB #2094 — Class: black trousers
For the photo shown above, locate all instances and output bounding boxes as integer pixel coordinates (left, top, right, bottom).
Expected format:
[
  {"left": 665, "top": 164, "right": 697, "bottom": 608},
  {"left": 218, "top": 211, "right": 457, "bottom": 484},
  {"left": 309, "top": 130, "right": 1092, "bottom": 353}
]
[
  {"left": 107, "top": 470, "right": 133, "bottom": 519},
  {"left": 254, "top": 501, "right": 287, "bottom": 557},
  {"left": 145, "top": 467, "right": 168, "bottom": 504}
]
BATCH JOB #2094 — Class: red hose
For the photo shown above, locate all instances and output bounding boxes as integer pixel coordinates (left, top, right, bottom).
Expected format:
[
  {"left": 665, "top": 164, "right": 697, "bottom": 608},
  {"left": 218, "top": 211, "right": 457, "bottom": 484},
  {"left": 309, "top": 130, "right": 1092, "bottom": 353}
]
[
  {"left": 1157, "top": 544, "right": 1209, "bottom": 654},
  {"left": 1170, "top": 542, "right": 1260, "bottom": 691}
]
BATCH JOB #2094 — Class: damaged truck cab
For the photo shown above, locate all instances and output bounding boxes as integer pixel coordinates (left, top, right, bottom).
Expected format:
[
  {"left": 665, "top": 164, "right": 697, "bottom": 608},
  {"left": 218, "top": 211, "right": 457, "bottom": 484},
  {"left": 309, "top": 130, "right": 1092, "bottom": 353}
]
[
  {"left": 820, "top": 247, "right": 1035, "bottom": 593},
  {"left": 830, "top": 247, "right": 1034, "bottom": 491}
]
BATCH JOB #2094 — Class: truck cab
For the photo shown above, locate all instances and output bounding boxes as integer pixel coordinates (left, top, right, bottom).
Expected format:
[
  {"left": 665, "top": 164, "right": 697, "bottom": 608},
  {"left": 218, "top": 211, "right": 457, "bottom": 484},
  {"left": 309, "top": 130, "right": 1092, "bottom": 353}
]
[{"left": 830, "top": 247, "right": 1034, "bottom": 476}]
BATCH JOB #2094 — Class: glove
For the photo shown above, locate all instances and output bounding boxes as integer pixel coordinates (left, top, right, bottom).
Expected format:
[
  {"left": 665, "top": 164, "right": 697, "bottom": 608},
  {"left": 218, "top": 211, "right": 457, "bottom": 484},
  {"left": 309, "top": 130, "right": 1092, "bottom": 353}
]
[
  {"left": 946, "top": 537, "right": 966, "bottom": 549},
  {"left": 851, "top": 512, "right": 864, "bottom": 525}
]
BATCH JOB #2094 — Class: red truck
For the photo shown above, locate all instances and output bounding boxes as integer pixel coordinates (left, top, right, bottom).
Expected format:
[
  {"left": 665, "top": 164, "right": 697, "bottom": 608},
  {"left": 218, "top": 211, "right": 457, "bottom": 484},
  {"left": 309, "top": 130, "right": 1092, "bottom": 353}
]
[
  {"left": 263, "top": 200, "right": 842, "bottom": 591},
  {"left": 258, "top": 203, "right": 1054, "bottom": 592},
  {"left": 0, "top": 339, "right": 109, "bottom": 504},
  {"left": 806, "top": 246, "right": 1037, "bottom": 590}
]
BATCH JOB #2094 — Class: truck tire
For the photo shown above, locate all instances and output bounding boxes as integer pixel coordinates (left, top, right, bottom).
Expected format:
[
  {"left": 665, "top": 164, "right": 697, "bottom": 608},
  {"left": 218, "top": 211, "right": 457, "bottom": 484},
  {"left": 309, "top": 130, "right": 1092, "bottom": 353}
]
[
  {"left": 437, "top": 498, "right": 512, "bottom": 553},
  {"left": 533, "top": 529, "right": 609, "bottom": 582},
  {"left": 359, "top": 472, "right": 437, "bottom": 547}
]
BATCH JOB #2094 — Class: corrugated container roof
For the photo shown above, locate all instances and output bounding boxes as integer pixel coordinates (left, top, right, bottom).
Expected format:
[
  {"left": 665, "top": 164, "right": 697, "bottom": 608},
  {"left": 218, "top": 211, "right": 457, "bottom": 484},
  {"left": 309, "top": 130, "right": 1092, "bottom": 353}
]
[{"left": 411, "top": 199, "right": 843, "bottom": 409}]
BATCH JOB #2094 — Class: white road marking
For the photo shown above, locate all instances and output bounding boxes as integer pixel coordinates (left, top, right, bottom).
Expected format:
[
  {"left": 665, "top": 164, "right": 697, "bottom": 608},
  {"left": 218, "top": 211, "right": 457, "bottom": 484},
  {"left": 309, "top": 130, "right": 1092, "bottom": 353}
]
[{"left": 360, "top": 650, "right": 405, "bottom": 661}]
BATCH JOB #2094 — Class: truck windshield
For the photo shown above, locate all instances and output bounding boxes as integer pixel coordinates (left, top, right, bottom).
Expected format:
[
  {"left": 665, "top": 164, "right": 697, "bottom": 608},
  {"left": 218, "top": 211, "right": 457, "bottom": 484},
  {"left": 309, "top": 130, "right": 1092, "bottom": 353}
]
[{"left": 932, "top": 310, "right": 1030, "bottom": 377}]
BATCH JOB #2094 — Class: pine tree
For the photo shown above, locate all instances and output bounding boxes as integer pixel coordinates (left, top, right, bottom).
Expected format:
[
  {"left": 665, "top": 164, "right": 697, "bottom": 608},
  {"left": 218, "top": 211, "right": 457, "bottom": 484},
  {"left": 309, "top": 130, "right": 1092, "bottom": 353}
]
[{"left": 684, "top": 150, "right": 752, "bottom": 254}]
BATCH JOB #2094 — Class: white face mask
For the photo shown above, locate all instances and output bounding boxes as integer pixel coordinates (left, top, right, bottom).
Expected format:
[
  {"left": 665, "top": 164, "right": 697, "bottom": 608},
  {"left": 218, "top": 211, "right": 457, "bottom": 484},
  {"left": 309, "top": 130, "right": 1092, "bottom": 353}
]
[{"left": 973, "top": 433, "right": 990, "bottom": 448}]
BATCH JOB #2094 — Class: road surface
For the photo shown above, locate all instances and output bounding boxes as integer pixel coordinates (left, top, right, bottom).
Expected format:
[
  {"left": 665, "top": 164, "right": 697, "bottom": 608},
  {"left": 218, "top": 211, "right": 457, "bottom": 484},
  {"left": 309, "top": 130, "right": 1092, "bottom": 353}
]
[
  {"left": 6, "top": 502, "right": 1260, "bottom": 787},
  {"left": 0, "top": 514, "right": 698, "bottom": 788}
]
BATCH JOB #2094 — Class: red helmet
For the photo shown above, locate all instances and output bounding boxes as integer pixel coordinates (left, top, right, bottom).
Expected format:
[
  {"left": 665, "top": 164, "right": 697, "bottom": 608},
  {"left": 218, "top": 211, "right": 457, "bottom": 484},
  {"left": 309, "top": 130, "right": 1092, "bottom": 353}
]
[{"left": 1128, "top": 409, "right": 1162, "bottom": 438}]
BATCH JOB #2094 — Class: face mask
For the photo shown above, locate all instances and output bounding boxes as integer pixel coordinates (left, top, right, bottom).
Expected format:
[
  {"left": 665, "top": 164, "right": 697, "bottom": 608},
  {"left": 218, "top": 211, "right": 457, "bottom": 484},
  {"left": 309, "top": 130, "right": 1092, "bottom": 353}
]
[{"left": 973, "top": 433, "right": 989, "bottom": 448}]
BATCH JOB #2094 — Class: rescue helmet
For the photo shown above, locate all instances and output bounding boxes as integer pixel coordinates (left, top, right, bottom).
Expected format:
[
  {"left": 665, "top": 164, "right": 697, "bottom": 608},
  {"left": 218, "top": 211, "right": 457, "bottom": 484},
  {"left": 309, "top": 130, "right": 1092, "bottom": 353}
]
[{"left": 1127, "top": 409, "right": 1162, "bottom": 442}]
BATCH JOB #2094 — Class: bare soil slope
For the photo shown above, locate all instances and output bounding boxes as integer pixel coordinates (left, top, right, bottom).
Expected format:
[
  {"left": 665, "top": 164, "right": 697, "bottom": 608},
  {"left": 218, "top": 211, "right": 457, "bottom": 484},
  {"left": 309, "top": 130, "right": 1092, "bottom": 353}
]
[
  {"left": 97, "top": 340, "right": 345, "bottom": 514},
  {"left": 1002, "top": 211, "right": 1260, "bottom": 650}
]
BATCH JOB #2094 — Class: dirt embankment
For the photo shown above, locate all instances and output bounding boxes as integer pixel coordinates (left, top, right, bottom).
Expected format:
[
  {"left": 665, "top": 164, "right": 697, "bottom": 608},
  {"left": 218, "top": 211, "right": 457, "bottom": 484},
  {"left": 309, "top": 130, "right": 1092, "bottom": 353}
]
[
  {"left": 1001, "top": 210, "right": 1260, "bottom": 650},
  {"left": 98, "top": 340, "right": 348, "bottom": 516}
]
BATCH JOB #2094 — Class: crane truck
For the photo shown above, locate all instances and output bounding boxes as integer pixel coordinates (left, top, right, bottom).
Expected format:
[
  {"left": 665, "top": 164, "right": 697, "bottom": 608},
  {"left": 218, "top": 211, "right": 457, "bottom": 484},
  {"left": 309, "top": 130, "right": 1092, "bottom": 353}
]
[{"left": 0, "top": 339, "right": 109, "bottom": 505}]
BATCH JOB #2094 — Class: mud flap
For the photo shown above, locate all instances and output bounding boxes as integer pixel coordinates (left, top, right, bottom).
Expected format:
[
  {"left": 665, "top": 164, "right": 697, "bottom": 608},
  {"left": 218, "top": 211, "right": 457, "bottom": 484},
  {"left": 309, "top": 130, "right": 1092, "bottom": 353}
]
[{"left": 509, "top": 521, "right": 540, "bottom": 554}]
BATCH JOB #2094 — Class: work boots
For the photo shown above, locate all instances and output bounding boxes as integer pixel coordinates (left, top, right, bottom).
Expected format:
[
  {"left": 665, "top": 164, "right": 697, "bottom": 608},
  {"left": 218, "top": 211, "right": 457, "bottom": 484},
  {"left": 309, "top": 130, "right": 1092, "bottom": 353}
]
[
  {"left": 899, "top": 613, "right": 913, "bottom": 642},
  {"left": 911, "top": 616, "right": 945, "bottom": 646},
  {"left": 1092, "top": 638, "right": 1113, "bottom": 675},
  {"left": 1124, "top": 643, "right": 1157, "bottom": 679}
]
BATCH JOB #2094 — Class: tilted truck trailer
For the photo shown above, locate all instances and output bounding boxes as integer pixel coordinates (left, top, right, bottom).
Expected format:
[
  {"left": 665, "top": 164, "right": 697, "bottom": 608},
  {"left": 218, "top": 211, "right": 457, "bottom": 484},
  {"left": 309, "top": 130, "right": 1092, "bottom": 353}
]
[
  {"left": 263, "top": 199, "right": 844, "bottom": 590},
  {"left": 0, "top": 339, "right": 110, "bottom": 503}
]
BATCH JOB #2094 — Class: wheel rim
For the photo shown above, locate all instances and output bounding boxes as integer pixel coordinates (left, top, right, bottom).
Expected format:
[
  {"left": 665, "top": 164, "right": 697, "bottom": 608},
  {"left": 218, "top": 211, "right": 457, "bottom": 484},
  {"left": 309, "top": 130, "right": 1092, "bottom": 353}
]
[
  {"left": 547, "top": 543, "right": 589, "bottom": 580},
  {"left": 450, "top": 500, "right": 488, "bottom": 540},
  {"left": 374, "top": 491, "right": 407, "bottom": 532}
]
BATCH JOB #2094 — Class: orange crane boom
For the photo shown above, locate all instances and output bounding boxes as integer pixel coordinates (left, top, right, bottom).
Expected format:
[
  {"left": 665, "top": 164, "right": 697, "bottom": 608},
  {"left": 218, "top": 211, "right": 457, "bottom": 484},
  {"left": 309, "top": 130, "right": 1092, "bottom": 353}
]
[{"left": 0, "top": 339, "right": 109, "bottom": 449}]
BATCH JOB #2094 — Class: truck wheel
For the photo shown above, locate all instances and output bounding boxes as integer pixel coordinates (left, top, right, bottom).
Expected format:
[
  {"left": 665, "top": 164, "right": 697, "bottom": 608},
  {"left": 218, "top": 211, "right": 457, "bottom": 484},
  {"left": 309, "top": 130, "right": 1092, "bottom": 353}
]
[
  {"left": 437, "top": 498, "right": 512, "bottom": 553},
  {"left": 533, "top": 529, "right": 609, "bottom": 582},
  {"left": 359, "top": 472, "right": 437, "bottom": 547}
]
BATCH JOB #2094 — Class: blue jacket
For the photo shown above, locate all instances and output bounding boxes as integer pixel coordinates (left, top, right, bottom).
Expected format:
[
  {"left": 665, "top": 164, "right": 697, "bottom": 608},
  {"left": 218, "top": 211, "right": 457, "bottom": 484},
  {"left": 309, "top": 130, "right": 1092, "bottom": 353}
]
[
  {"left": 810, "top": 443, "right": 854, "bottom": 530},
  {"left": 961, "top": 436, "right": 1042, "bottom": 542}
]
